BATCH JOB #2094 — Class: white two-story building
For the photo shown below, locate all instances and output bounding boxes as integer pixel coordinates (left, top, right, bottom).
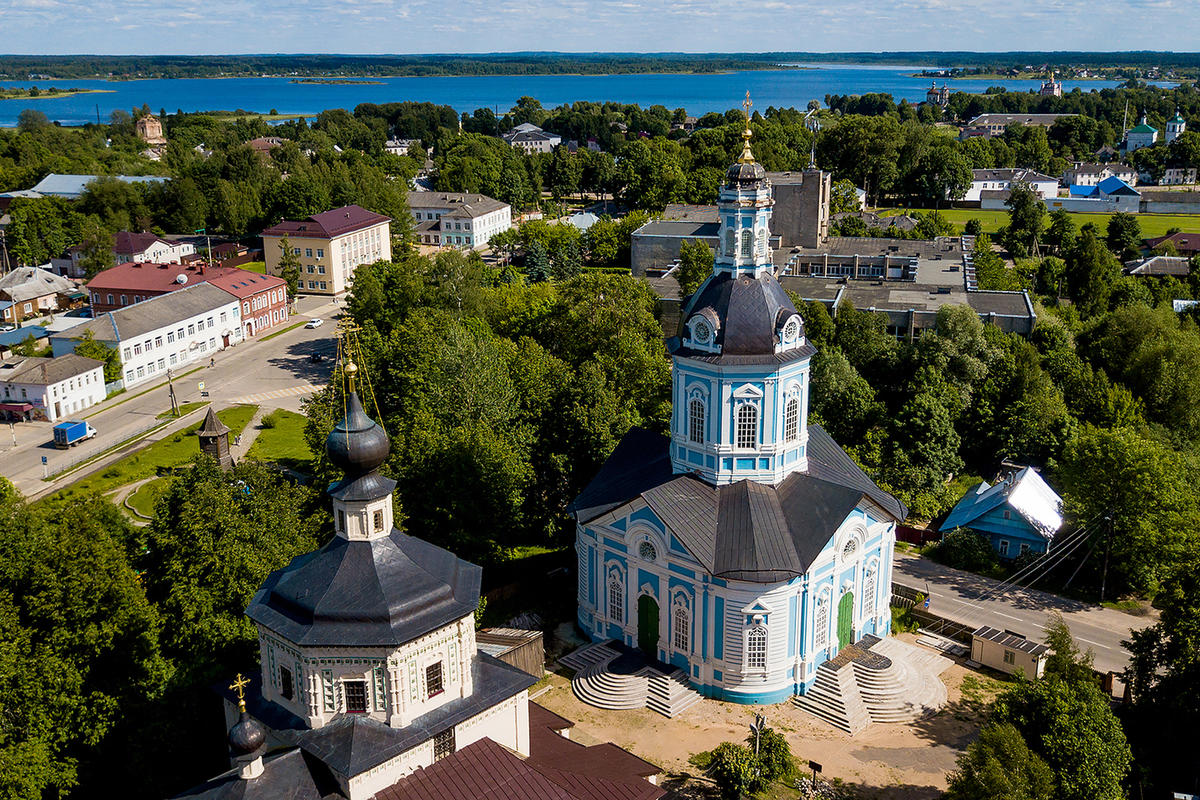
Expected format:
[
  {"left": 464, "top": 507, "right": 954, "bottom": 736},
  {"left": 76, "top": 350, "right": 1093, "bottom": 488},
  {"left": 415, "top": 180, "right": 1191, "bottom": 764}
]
[
  {"left": 51, "top": 283, "right": 242, "bottom": 390},
  {"left": 407, "top": 192, "right": 512, "bottom": 250},
  {"left": 0, "top": 353, "right": 106, "bottom": 422}
]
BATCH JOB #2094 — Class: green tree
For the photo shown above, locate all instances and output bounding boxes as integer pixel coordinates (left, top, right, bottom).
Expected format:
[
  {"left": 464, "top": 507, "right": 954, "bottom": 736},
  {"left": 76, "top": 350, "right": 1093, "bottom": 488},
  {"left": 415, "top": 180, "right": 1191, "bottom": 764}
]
[
  {"left": 140, "top": 457, "right": 321, "bottom": 666},
  {"left": 1106, "top": 212, "right": 1143, "bottom": 261},
  {"left": 75, "top": 219, "right": 115, "bottom": 279},
  {"left": 749, "top": 726, "right": 796, "bottom": 784},
  {"left": 1042, "top": 614, "right": 1096, "bottom": 685},
  {"left": 1066, "top": 227, "right": 1119, "bottom": 316},
  {"left": 946, "top": 722, "right": 1055, "bottom": 800},
  {"left": 674, "top": 239, "right": 713, "bottom": 300},
  {"left": 928, "top": 529, "right": 999, "bottom": 573},
  {"left": 1044, "top": 209, "right": 1078, "bottom": 256},
  {"left": 809, "top": 348, "right": 882, "bottom": 446},
  {"left": 1004, "top": 181, "right": 1046, "bottom": 256},
  {"left": 276, "top": 235, "right": 302, "bottom": 302},
  {"left": 829, "top": 178, "right": 862, "bottom": 213},
  {"left": 993, "top": 676, "right": 1131, "bottom": 800},
  {"left": 964, "top": 218, "right": 983, "bottom": 237},
  {"left": 709, "top": 742, "right": 761, "bottom": 800},
  {"left": 1056, "top": 425, "right": 1200, "bottom": 597},
  {"left": 73, "top": 329, "right": 122, "bottom": 383},
  {"left": 16, "top": 108, "right": 50, "bottom": 132},
  {"left": 525, "top": 239, "right": 551, "bottom": 283}
]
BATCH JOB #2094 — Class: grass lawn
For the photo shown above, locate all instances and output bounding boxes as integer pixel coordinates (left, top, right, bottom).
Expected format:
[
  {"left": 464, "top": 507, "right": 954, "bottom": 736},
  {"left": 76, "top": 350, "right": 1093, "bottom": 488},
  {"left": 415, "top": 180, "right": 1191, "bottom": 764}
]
[
  {"left": 260, "top": 320, "right": 307, "bottom": 342},
  {"left": 238, "top": 260, "right": 266, "bottom": 274},
  {"left": 879, "top": 207, "right": 1200, "bottom": 240},
  {"left": 244, "top": 409, "right": 313, "bottom": 471},
  {"left": 156, "top": 401, "right": 208, "bottom": 419},
  {"left": 126, "top": 476, "right": 170, "bottom": 518},
  {"left": 40, "top": 404, "right": 258, "bottom": 508}
]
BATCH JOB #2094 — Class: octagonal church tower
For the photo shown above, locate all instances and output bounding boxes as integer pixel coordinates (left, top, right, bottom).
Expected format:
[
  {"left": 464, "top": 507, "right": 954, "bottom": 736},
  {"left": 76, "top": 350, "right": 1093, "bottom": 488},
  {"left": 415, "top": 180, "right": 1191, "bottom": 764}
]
[
  {"left": 240, "top": 365, "right": 535, "bottom": 799},
  {"left": 572, "top": 106, "right": 906, "bottom": 704}
]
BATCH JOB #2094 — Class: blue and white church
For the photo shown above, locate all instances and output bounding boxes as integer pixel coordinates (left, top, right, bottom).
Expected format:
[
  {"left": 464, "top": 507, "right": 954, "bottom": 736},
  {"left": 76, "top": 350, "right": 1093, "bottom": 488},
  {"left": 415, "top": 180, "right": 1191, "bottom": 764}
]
[{"left": 571, "top": 120, "right": 907, "bottom": 704}]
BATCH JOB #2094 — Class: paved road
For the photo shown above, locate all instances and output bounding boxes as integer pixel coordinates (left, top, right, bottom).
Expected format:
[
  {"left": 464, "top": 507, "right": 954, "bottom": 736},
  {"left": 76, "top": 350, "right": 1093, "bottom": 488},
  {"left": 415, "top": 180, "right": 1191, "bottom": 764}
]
[
  {"left": 0, "top": 296, "right": 340, "bottom": 500},
  {"left": 893, "top": 552, "right": 1155, "bottom": 675}
]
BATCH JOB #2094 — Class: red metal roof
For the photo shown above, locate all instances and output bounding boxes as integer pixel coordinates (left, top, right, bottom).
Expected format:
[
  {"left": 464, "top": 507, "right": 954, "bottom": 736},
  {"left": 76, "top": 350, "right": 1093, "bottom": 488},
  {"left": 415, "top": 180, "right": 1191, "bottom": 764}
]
[
  {"left": 86, "top": 262, "right": 282, "bottom": 299},
  {"left": 261, "top": 204, "right": 390, "bottom": 240},
  {"left": 113, "top": 231, "right": 169, "bottom": 255}
]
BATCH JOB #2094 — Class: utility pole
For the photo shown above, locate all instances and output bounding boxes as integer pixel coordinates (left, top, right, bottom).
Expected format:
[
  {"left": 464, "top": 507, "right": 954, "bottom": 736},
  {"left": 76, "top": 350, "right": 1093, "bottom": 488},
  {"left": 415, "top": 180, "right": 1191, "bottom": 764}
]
[
  {"left": 166, "top": 368, "right": 179, "bottom": 417},
  {"left": 1099, "top": 514, "right": 1113, "bottom": 603}
]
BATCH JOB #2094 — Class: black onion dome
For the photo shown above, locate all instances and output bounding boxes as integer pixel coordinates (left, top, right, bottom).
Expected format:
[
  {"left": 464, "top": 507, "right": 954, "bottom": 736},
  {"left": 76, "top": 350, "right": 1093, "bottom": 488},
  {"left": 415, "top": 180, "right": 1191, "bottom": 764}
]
[
  {"left": 726, "top": 160, "right": 766, "bottom": 185},
  {"left": 669, "top": 272, "right": 815, "bottom": 365},
  {"left": 229, "top": 711, "right": 266, "bottom": 756},
  {"left": 325, "top": 391, "right": 389, "bottom": 477}
]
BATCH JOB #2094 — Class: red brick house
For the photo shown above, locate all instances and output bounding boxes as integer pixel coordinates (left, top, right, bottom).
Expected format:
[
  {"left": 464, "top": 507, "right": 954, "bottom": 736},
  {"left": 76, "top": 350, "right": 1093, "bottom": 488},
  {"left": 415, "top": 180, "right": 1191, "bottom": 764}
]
[{"left": 86, "top": 262, "right": 288, "bottom": 336}]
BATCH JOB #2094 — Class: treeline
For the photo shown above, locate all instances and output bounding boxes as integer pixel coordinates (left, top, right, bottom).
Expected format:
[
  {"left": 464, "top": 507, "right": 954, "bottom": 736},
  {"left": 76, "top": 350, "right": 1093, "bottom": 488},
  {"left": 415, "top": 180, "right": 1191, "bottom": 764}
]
[
  {"left": 0, "top": 53, "right": 778, "bottom": 80},
  {"left": 0, "top": 459, "right": 330, "bottom": 800},
  {"left": 0, "top": 107, "right": 420, "bottom": 270}
]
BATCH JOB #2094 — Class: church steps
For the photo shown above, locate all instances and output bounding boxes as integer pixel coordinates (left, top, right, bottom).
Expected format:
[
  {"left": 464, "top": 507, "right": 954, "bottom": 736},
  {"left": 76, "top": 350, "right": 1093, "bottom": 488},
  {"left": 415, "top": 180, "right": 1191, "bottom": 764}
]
[
  {"left": 557, "top": 641, "right": 620, "bottom": 673},
  {"left": 793, "top": 662, "right": 871, "bottom": 735},
  {"left": 644, "top": 668, "right": 703, "bottom": 718},
  {"left": 571, "top": 662, "right": 648, "bottom": 711}
]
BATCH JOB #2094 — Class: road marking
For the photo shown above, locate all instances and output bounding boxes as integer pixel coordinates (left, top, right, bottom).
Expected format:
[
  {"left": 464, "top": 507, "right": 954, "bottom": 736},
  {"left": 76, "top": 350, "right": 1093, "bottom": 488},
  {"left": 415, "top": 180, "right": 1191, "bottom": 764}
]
[{"left": 231, "top": 383, "right": 322, "bottom": 404}]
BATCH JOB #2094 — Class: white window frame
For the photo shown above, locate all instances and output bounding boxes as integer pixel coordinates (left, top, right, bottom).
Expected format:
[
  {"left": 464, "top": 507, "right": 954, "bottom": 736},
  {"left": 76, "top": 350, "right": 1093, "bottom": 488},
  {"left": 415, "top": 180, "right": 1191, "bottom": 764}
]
[
  {"left": 735, "top": 403, "right": 758, "bottom": 449},
  {"left": 746, "top": 625, "right": 767, "bottom": 669}
]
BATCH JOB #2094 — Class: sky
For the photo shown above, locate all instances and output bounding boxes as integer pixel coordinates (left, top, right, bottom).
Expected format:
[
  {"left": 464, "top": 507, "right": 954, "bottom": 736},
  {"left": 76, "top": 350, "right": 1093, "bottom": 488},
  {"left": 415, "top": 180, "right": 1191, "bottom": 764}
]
[{"left": 2, "top": 0, "right": 1198, "bottom": 55}]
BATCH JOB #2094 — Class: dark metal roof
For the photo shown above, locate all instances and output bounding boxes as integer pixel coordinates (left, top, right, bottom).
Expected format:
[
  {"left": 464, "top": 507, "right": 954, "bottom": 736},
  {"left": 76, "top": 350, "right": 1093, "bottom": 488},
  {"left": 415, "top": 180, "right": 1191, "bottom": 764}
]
[
  {"left": 245, "top": 529, "right": 481, "bottom": 648},
  {"left": 170, "top": 749, "right": 334, "bottom": 800},
  {"left": 199, "top": 406, "right": 230, "bottom": 437},
  {"left": 572, "top": 426, "right": 905, "bottom": 583},
  {"left": 669, "top": 272, "right": 815, "bottom": 366},
  {"left": 974, "top": 625, "right": 1050, "bottom": 656}
]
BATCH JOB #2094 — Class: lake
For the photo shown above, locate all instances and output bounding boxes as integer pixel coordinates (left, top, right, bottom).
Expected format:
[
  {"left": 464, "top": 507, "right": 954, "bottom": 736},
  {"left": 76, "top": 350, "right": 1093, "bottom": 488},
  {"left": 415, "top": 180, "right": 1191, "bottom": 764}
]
[{"left": 0, "top": 64, "right": 1142, "bottom": 127}]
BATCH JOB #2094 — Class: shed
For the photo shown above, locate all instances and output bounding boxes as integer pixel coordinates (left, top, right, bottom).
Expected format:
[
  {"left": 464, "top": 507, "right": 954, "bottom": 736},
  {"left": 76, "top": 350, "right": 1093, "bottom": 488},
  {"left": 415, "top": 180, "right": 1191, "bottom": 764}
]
[
  {"left": 476, "top": 628, "right": 545, "bottom": 677},
  {"left": 971, "top": 626, "right": 1049, "bottom": 678}
]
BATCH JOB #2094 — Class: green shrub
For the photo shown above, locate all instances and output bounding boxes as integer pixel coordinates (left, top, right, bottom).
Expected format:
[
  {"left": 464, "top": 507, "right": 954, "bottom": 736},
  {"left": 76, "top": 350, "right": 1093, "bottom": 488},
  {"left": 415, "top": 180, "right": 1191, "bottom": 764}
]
[
  {"left": 260, "top": 411, "right": 279, "bottom": 429},
  {"left": 928, "top": 528, "right": 999, "bottom": 574}
]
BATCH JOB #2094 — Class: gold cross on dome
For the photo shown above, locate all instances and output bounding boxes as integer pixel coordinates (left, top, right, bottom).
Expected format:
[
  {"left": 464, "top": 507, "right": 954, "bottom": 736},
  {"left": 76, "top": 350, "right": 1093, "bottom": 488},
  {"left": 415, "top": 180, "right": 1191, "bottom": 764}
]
[
  {"left": 230, "top": 673, "right": 250, "bottom": 712},
  {"left": 335, "top": 318, "right": 361, "bottom": 340},
  {"left": 742, "top": 90, "right": 753, "bottom": 122}
]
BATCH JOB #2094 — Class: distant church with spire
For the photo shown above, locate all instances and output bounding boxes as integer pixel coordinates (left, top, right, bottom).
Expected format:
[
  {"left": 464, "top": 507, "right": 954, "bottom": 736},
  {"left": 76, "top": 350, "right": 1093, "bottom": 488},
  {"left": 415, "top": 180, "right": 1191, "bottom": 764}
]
[{"left": 571, "top": 102, "right": 905, "bottom": 704}]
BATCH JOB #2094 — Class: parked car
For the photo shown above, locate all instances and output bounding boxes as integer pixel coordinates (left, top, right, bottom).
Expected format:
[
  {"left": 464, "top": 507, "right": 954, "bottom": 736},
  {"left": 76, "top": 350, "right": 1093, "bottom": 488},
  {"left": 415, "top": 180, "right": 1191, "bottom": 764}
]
[
  {"left": 308, "top": 352, "right": 325, "bottom": 363},
  {"left": 52, "top": 420, "right": 97, "bottom": 449},
  {"left": 0, "top": 324, "right": 15, "bottom": 332},
  {"left": 305, "top": 318, "right": 324, "bottom": 329}
]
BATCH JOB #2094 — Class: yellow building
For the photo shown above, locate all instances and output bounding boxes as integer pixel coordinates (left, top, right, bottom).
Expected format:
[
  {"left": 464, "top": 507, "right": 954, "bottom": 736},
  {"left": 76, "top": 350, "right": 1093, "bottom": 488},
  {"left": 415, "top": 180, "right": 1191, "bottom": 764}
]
[{"left": 261, "top": 205, "right": 391, "bottom": 296}]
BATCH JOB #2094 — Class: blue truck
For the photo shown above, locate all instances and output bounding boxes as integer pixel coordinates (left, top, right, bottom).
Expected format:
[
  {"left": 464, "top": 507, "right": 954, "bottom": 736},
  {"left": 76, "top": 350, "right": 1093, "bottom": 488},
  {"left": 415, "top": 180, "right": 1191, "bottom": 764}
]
[{"left": 52, "top": 420, "right": 97, "bottom": 449}]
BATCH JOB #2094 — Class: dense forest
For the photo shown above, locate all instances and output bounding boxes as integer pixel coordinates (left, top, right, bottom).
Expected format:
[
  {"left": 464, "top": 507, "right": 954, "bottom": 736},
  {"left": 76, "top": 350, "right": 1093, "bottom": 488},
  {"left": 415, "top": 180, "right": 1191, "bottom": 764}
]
[{"left": 3, "top": 51, "right": 1200, "bottom": 80}]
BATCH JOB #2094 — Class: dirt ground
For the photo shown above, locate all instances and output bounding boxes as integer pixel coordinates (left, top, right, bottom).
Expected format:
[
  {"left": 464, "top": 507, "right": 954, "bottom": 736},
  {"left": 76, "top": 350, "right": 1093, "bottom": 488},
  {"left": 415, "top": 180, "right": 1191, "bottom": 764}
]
[{"left": 532, "top": 633, "right": 1006, "bottom": 800}]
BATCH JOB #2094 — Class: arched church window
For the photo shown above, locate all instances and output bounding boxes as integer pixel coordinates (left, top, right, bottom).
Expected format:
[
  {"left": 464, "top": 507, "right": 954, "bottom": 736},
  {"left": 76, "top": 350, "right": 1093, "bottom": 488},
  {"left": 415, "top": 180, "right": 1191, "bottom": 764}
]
[
  {"left": 784, "top": 395, "right": 800, "bottom": 442},
  {"left": 757, "top": 227, "right": 768, "bottom": 253},
  {"left": 815, "top": 595, "right": 829, "bottom": 650},
  {"left": 608, "top": 571, "right": 624, "bottom": 622},
  {"left": 638, "top": 541, "right": 657, "bottom": 561},
  {"left": 688, "top": 398, "right": 705, "bottom": 444},
  {"left": 842, "top": 538, "right": 858, "bottom": 561},
  {"left": 863, "top": 565, "right": 877, "bottom": 613},
  {"left": 740, "top": 228, "right": 752, "bottom": 257},
  {"left": 736, "top": 404, "right": 758, "bottom": 449},
  {"left": 725, "top": 229, "right": 736, "bottom": 256},
  {"left": 746, "top": 626, "right": 767, "bottom": 669},
  {"left": 673, "top": 601, "right": 690, "bottom": 651}
]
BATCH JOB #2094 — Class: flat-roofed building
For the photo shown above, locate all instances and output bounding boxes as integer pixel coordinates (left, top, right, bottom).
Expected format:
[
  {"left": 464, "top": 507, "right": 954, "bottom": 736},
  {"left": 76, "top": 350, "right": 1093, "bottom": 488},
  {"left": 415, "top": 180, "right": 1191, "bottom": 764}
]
[
  {"left": 407, "top": 192, "right": 511, "bottom": 250},
  {"left": 971, "top": 626, "right": 1049, "bottom": 678},
  {"left": 261, "top": 205, "right": 391, "bottom": 296}
]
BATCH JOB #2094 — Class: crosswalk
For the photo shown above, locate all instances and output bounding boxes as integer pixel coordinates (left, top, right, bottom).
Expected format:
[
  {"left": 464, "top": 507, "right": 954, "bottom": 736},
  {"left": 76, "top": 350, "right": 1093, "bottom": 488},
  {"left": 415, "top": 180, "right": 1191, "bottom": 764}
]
[{"left": 231, "top": 383, "right": 323, "bottom": 404}]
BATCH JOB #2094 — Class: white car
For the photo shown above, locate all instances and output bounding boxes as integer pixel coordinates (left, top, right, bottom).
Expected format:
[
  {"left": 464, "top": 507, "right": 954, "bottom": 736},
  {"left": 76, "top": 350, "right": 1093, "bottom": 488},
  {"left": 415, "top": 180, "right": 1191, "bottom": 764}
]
[
  {"left": 305, "top": 319, "right": 324, "bottom": 329},
  {"left": 0, "top": 324, "right": 15, "bottom": 332}
]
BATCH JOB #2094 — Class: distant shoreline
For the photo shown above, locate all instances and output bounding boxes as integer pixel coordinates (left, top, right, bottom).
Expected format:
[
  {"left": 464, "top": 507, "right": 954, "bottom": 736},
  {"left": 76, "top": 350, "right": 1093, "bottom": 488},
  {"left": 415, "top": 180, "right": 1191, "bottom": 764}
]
[
  {"left": 289, "top": 78, "right": 385, "bottom": 85},
  {"left": 0, "top": 87, "right": 115, "bottom": 100}
]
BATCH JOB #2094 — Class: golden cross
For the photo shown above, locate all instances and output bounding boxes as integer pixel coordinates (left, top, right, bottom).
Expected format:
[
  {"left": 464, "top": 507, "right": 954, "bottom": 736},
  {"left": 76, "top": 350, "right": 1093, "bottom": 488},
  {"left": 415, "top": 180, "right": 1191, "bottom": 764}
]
[
  {"left": 230, "top": 673, "right": 250, "bottom": 712},
  {"left": 335, "top": 317, "right": 361, "bottom": 340},
  {"left": 742, "top": 91, "right": 753, "bottom": 122}
]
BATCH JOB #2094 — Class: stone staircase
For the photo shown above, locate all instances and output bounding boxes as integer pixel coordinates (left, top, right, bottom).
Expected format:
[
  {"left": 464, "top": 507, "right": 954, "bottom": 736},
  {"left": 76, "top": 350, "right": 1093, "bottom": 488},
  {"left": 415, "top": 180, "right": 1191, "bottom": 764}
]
[
  {"left": 559, "top": 641, "right": 703, "bottom": 718},
  {"left": 556, "top": 640, "right": 620, "bottom": 673},
  {"left": 793, "top": 657, "right": 871, "bottom": 734},
  {"left": 645, "top": 667, "right": 704, "bottom": 717},
  {"left": 794, "top": 635, "right": 952, "bottom": 734}
]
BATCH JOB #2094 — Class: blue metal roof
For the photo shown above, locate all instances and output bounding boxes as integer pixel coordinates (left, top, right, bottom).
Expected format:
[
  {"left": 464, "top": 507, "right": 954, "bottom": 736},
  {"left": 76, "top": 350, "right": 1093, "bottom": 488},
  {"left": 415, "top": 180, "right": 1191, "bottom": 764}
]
[
  {"left": 0, "top": 326, "right": 49, "bottom": 348},
  {"left": 1097, "top": 176, "right": 1140, "bottom": 196},
  {"left": 1069, "top": 184, "right": 1099, "bottom": 197}
]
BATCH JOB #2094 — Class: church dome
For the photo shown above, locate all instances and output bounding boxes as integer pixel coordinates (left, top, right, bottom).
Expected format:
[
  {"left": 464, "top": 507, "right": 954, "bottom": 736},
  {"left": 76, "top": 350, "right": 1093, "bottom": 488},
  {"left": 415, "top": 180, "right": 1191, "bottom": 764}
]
[
  {"left": 671, "top": 272, "right": 814, "bottom": 364},
  {"left": 229, "top": 710, "right": 266, "bottom": 756},
  {"left": 726, "top": 159, "right": 766, "bottom": 185},
  {"left": 324, "top": 385, "right": 390, "bottom": 477}
]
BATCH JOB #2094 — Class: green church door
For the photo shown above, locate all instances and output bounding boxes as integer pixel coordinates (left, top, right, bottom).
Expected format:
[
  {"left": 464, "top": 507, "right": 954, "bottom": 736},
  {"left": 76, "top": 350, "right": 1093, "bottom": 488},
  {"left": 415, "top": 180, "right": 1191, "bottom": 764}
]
[
  {"left": 837, "top": 591, "right": 855, "bottom": 648},
  {"left": 637, "top": 595, "right": 660, "bottom": 658}
]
